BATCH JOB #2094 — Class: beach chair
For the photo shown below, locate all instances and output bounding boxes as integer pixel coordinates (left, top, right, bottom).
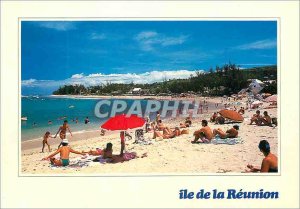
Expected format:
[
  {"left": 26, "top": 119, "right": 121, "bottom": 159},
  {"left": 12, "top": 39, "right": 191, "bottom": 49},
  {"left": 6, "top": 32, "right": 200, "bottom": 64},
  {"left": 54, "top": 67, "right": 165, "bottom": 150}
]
[
  {"left": 134, "top": 129, "right": 144, "bottom": 143},
  {"left": 134, "top": 129, "right": 153, "bottom": 145}
]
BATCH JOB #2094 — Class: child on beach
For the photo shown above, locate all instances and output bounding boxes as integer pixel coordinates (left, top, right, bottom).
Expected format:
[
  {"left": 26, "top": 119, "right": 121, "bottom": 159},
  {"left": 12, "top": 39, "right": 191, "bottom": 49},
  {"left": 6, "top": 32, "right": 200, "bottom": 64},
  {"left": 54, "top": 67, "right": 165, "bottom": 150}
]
[
  {"left": 42, "top": 131, "right": 54, "bottom": 153},
  {"left": 55, "top": 120, "right": 73, "bottom": 148},
  {"left": 42, "top": 139, "right": 84, "bottom": 166}
]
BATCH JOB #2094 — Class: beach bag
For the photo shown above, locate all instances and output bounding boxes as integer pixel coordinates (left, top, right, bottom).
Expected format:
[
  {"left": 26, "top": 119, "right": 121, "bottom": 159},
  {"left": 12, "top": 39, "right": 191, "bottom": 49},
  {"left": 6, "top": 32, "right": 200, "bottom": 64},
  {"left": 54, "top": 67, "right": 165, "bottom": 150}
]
[{"left": 271, "top": 117, "right": 278, "bottom": 126}]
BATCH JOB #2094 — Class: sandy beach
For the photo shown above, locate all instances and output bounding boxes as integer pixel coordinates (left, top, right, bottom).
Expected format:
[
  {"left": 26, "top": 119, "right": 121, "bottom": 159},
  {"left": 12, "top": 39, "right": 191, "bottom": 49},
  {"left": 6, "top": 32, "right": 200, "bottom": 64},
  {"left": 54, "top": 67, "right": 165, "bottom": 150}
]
[{"left": 21, "top": 96, "right": 278, "bottom": 175}]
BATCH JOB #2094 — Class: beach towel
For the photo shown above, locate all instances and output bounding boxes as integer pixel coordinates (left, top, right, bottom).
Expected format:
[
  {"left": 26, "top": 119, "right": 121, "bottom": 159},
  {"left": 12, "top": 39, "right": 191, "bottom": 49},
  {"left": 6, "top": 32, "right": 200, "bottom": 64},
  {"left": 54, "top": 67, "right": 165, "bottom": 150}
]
[
  {"left": 211, "top": 135, "right": 243, "bottom": 145},
  {"left": 123, "top": 152, "right": 138, "bottom": 161},
  {"left": 49, "top": 155, "right": 99, "bottom": 170}
]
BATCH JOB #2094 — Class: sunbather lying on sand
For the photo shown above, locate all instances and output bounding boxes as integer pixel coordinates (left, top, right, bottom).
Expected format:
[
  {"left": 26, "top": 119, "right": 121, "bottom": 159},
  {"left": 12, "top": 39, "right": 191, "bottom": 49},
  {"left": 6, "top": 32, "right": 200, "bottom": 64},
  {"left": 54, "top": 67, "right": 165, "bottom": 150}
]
[
  {"left": 82, "top": 142, "right": 113, "bottom": 157},
  {"left": 42, "top": 139, "right": 84, "bottom": 166},
  {"left": 153, "top": 130, "right": 176, "bottom": 139},
  {"left": 213, "top": 125, "right": 239, "bottom": 139},
  {"left": 95, "top": 142, "right": 147, "bottom": 163},
  {"left": 192, "top": 120, "right": 213, "bottom": 143},
  {"left": 246, "top": 140, "right": 278, "bottom": 173},
  {"left": 180, "top": 117, "right": 192, "bottom": 128}
]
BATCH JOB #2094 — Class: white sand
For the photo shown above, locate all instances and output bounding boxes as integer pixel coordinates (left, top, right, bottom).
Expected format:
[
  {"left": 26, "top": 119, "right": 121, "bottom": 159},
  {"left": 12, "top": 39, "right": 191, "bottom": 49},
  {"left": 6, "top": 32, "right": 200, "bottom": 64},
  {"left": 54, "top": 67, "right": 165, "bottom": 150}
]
[{"left": 21, "top": 99, "right": 278, "bottom": 174}]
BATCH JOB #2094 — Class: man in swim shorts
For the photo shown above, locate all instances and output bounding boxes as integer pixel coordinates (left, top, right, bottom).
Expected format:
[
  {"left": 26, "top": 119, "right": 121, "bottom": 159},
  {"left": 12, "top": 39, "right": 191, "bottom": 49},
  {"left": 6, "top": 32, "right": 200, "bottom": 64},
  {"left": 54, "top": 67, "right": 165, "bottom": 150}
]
[
  {"left": 192, "top": 120, "right": 213, "bottom": 143},
  {"left": 42, "top": 139, "right": 84, "bottom": 166},
  {"left": 55, "top": 120, "right": 72, "bottom": 148}
]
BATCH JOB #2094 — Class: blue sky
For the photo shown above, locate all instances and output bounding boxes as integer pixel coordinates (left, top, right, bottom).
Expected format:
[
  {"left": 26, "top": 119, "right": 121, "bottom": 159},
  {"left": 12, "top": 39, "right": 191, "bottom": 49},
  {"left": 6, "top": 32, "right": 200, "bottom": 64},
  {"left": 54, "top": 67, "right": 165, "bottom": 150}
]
[{"left": 21, "top": 21, "right": 277, "bottom": 95}]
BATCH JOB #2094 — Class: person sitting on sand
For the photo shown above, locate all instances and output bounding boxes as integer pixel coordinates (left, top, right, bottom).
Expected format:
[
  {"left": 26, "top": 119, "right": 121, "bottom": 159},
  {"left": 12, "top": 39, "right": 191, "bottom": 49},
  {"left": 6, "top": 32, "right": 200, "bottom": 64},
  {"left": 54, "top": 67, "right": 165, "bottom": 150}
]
[
  {"left": 55, "top": 120, "right": 73, "bottom": 148},
  {"left": 156, "top": 120, "right": 172, "bottom": 134},
  {"left": 42, "top": 131, "right": 54, "bottom": 153},
  {"left": 180, "top": 117, "right": 192, "bottom": 128},
  {"left": 213, "top": 125, "right": 239, "bottom": 139},
  {"left": 210, "top": 112, "right": 218, "bottom": 122},
  {"left": 249, "top": 110, "right": 262, "bottom": 125},
  {"left": 192, "top": 120, "right": 213, "bottom": 143},
  {"left": 42, "top": 139, "right": 84, "bottom": 166},
  {"left": 238, "top": 107, "right": 245, "bottom": 115},
  {"left": 215, "top": 115, "right": 225, "bottom": 124},
  {"left": 246, "top": 140, "right": 278, "bottom": 173},
  {"left": 83, "top": 142, "right": 113, "bottom": 157},
  {"left": 258, "top": 111, "right": 272, "bottom": 126}
]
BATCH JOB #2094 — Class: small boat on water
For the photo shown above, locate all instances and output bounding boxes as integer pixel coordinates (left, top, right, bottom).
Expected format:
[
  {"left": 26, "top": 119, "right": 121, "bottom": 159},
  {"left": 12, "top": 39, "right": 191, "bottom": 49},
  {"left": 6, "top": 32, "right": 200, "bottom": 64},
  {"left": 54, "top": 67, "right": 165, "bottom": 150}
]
[
  {"left": 21, "top": 117, "right": 28, "bottom": 121},
  {"left": 69, "top": 105, "right": 75, "bottom": 108}
]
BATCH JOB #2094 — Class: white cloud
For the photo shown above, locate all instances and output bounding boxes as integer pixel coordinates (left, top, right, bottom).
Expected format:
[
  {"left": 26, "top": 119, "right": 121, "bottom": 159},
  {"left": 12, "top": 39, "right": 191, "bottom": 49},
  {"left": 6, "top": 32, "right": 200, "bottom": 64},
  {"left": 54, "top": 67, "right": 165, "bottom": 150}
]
[
  {"left": 135, "top": 31, "right": 188, "bottom": 51},
  {"left": 71, "top": 73, "right": 84, "bottom": 79},
  {"left": 135, "top": 31, "right": 158, "bottom": 40},
  {"left": 234, "top": 39, "right": 277, "bottom": 50},
  {"left": 22, "top": 70, "right": 200, "bottom": 90},
  {"left": 36, "top": 21, "right": 76, "bottom": 31},
  {"left": 21, "top": 79, "right": 37, "bottom": 87},
  {"left": 90, "top": 32, "right": 106, "bottom": 40}
]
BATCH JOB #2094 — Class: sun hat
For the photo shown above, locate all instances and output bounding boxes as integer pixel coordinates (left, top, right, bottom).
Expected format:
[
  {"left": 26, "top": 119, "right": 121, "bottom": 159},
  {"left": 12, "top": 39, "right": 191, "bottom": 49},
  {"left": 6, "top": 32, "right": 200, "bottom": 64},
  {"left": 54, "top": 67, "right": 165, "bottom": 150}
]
[{"left": 62, "top": 139, "right": 69, "bottom": 144}]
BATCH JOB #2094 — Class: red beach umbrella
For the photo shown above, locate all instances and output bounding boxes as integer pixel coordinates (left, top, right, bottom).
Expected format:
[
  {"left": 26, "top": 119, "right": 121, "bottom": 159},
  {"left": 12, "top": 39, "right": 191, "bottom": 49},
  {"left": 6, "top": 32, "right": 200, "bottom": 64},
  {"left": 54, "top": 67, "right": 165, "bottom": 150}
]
[
  {"left": 101, "top": 114, "right": 145, "bottom": 131},
  {"left": 218, "top": 109, "right": 244, "bottom": 122}
]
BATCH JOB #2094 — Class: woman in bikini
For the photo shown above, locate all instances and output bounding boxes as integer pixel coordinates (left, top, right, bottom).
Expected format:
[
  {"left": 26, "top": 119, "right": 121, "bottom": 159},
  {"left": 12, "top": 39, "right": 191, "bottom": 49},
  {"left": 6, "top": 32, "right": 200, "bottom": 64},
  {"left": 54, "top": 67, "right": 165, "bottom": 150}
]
[{"left": 83, "top": 143, "right": 113, "bottom": 157}]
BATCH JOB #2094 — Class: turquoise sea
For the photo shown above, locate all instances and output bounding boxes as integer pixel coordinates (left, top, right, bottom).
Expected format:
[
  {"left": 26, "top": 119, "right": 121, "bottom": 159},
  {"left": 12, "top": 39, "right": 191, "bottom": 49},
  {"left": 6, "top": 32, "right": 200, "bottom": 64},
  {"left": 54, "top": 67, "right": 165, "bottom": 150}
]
[
  {"left": 21, "top": 96, "right": 217, "bottom": 141},
  {"left": 21, "top": 97, "right": 161, "bottom": 140}
]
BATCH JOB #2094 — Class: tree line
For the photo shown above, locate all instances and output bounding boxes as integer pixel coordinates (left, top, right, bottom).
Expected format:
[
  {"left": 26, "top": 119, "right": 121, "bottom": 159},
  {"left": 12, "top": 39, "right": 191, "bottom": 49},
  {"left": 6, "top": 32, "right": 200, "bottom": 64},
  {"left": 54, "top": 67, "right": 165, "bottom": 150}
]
[{"left": 53, "top": 64, "right": 277, "bottom": 96}]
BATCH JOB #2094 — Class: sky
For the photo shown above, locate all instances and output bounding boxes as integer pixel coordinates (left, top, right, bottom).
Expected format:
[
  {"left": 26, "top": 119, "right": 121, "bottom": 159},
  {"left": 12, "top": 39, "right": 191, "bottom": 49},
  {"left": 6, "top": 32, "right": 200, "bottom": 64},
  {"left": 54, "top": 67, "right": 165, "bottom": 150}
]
[{"left": 21, "top": 21, "right": 277, "bottom": 95}]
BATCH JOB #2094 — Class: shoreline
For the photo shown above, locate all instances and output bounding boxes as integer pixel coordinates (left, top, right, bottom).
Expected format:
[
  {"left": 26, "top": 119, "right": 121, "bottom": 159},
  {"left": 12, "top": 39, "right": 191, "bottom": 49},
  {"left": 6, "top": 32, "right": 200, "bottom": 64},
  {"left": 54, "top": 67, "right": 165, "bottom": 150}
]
[
  {"left": 48, "top": 94, "right": 221, "bottom": 101},
  {"left": 21, "top": 104, "right": 278, "bottom": 174}
]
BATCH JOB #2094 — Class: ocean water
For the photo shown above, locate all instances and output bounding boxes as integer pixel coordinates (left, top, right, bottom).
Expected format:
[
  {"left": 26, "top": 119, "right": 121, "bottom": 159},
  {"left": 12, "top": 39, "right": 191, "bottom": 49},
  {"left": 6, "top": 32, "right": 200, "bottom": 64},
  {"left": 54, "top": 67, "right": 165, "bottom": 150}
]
[
  {"left": 21, "top": 97, "right": 160, "bottom": 140},
  {"left": 21, "top": 96, "right": 217, "bottom": 141}
]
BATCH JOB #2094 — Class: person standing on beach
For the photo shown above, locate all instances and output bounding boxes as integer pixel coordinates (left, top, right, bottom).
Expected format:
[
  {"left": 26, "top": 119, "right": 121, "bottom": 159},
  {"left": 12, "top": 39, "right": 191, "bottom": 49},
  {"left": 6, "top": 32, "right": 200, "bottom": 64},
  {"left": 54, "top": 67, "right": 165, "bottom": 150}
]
[
  {"left": 55, "top": 120, "right": 72, "bottom": 148},
  {"left": 42, "top": 131, "right": 54, "bottom": 152},
  {"left": 84, "top": 117, "right": 90, "bottom": 124},
  {"left": 156, "top": 111, "right": 161, "bottom": 123},
  {"left": 145, "top": 116, "right": 150, "bottom": 133}
]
